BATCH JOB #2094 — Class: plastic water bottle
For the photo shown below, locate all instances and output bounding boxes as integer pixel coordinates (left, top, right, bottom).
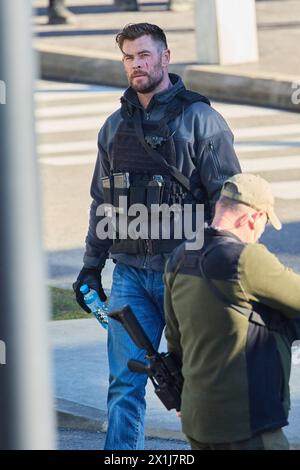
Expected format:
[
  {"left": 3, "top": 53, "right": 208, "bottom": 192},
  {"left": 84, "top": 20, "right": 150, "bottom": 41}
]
[{"left": 80, "top": 284, "right": 109, "bottom": 330}]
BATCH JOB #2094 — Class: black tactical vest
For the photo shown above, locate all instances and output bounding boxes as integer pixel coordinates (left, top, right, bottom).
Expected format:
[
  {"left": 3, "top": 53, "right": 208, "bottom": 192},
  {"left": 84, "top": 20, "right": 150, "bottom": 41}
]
[{"left": 103, "top": 89, "right": 210, "bottom": 255}]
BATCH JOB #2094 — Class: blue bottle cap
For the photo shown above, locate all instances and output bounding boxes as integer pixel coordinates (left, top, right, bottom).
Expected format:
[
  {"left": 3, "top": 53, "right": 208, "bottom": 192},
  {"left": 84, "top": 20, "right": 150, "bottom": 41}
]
[{"left": 80, "top": 284, "right": 89, "bottom": 295}]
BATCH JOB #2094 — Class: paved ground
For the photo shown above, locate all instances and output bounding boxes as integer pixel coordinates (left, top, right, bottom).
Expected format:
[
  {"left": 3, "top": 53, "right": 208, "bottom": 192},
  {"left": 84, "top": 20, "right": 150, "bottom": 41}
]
[
  {"left": 50, "top": 317, "right": 300, "bottom": 447},
  {"left": 32, "top": 0, "right": 300, "bottom": 78},
  {"left": 58, "top": 427, "right": 190, "bottom": 450}
]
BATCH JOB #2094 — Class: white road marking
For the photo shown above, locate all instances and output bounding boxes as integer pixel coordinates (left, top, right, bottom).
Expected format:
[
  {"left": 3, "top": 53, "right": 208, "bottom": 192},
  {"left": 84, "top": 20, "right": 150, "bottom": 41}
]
[
  {"left": 213, "top": 102, "right": 282, "bottom": 118},
  {"left": 271, "top": 181, "right": 300, "bottom": 200},
  {"left": 36, "top": 116, "right": 105, "bottom": 133},
  {"left": 36, "top": 101, "right": 120, "bottom": 118},
  {"left": 38, "top": 140, "right": 97, "bottom": 155},
  {"left": 39, "top": 154, "right": 96, "bottom": 166},
  {"left": 235, "top": 138, "right": 300, "bottom": 153},
  {"left": 34, "top": 90, "right": 122, "bottom": 101},
  {"left": 241, "top": 155, "right": 300, "bottom": 172},
  {"left": 235, "top": 123, "right": 300, "bottom": 139}
]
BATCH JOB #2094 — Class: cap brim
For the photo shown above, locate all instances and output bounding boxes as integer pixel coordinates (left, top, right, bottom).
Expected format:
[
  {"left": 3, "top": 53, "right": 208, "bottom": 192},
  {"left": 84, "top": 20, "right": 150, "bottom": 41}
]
[{"left": 267, "top": 207, "right": 282, "bottom": 230}]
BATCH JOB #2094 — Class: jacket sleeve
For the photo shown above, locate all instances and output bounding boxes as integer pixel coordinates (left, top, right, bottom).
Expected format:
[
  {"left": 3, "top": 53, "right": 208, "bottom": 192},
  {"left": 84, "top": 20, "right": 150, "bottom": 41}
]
[
  {"left": 240, "top": 243, "right": 300, "bottom": 319},
  {"left": 164, "top": 266, "right": 183, "bottom": 361},
  {"left": 191, "top": 108, "right": 241, "bottom": 217},
  {"left": 83, "top": 128, "right": 113, "bottom": 270}
]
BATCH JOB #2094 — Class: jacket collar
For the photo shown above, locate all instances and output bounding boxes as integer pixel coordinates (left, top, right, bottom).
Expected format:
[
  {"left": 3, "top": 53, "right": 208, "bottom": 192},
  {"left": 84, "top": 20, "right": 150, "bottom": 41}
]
[
  {"left": 121, "top": 73, "right": 185, "bottom": 111},
  {"left": 206, "top": 226, "right": 244, "bottom": 244}
]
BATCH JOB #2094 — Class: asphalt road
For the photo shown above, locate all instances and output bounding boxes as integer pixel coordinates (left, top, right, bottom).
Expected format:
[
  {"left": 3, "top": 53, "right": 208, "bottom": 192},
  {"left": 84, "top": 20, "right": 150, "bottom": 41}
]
[{"left": 58, "top": 427, "right": 190, "bottom": 450}]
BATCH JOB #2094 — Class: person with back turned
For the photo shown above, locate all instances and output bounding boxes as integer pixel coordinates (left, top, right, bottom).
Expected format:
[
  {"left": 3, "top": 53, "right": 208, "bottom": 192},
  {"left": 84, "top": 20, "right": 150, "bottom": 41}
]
[{"left": 164, "top": 173, "right": 300, "bottom": 450}]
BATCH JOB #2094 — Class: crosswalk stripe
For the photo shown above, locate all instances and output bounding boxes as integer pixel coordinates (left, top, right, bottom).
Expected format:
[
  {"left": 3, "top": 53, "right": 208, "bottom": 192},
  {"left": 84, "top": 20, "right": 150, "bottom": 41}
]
[
  {"left": 271, "top": 181, "right": 300, "bottom": 200},
  {"left": 213, "top": 103, "right": 282, "bottom": 118},
  {"left": 38, "top": 140, "right": 97, "bottom": 155},
  {"left": 36, "top": 101, "right": 120, "bottom": 119},
  {"left": 36, "top": 116, "right": 106, "bottom": 134},
  {"left": 39, "top": 155, "right": 96, "bottom": 166},
  {"left": 241, "top": 155, "right": 300, "bottom": 172},
  {"left": 235, "top": 138, "right": 300, "bottom": 153},
  {"left": 36, "top": 81, "right": 112, "bottom": 91},
  {"left": 35, "top": 90, "right": 122, "bottom": 102},
  {"left": 235, "top": 123, "right": 300, "bottom": 139}
]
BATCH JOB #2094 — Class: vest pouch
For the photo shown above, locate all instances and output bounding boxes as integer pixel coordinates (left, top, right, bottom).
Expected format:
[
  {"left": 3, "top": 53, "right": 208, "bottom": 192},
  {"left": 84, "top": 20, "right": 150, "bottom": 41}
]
[
  {"left": 146, "top": 175, "right": 164, "bottom": 210},
  {"left": 129, "top": 184, "right": 147, "bottom": 207},
  {"left": 112, "top": 172, "right": 130, "bottom": 214},
  {"left": 101, "top": 175, "right": 113, "bottom": 206}
]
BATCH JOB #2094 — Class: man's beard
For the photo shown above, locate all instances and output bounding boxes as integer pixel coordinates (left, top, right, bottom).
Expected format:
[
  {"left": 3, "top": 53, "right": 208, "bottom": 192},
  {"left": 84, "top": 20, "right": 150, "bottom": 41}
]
[{"left": 129, "top": 68, "right": 164, "bottom": 94}]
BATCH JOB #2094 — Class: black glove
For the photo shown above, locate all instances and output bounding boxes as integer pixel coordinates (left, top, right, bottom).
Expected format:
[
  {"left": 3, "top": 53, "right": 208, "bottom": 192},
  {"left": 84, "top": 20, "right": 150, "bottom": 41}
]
[{"left": 73, "top": 267, "right": 107, "bottom": 313}]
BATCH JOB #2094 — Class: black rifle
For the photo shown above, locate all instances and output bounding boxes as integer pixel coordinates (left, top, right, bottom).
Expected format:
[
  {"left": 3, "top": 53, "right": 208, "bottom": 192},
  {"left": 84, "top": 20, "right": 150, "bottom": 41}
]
[{"left": 109, "top": 305, "right": 183, "bottom": 411}]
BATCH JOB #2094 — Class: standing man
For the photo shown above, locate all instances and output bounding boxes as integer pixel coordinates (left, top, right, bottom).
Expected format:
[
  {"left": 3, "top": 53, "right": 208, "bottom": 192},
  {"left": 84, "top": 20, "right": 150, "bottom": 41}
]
[
  {"left": 73, "top": 23, "right": 241, "bottom": 450},
  {"left": 165, "top": 174, "right": 300, "bottom": 450}
]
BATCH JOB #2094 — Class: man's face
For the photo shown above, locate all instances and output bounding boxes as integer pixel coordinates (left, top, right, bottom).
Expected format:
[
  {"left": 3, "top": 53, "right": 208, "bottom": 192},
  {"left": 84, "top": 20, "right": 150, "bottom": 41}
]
[{"left": 122, "top": 35, "right": 169, "bottom": 94}]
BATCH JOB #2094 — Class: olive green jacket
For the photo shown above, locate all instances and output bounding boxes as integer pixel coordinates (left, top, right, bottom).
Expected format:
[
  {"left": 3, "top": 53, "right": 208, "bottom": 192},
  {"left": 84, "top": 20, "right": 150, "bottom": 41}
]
[{"left": 164, "top": 228, "right": 300, "bottom": 443}]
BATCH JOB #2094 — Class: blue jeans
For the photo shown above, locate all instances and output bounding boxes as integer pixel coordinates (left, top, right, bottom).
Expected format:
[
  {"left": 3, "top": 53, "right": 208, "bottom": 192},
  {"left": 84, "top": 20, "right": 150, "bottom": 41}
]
[{"left": 104, "top": 263, "right": 165, "bottom": 450}]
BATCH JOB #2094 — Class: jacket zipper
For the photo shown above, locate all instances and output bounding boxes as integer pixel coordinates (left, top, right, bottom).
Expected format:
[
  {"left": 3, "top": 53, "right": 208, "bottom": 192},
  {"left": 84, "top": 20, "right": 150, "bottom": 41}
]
[{"left": 208, "top": 141, "right": 222, "bottom": 178}]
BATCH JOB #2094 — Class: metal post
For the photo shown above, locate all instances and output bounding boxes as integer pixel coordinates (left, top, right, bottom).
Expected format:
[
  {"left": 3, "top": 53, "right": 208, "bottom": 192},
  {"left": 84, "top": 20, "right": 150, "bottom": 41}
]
[{"left": 0, "top": 0, "right": 55, "bottom": 449}]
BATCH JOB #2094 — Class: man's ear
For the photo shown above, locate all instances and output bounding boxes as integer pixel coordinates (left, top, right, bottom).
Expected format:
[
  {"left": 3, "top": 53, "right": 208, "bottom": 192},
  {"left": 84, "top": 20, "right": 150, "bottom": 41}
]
[
  {"left": 236, "top": 213, "right": 250, "bottom": 228},
  {"left": 248, "top": 211, "right": 263, "bottom": 229},
  {"left": 161, "top": 48, "right": 170, "bottom": 67},
  {"left": 257, "top": 210, "right": 266, "bottom": 221}
]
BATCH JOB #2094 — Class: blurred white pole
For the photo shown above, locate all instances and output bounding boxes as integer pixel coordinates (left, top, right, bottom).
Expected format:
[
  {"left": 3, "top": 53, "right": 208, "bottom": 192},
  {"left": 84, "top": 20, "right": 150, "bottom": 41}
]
[
  {"left": 0, "top": 0, "right": 55, "bottom": 449},
  {"left": 195, "top": 0, "right": 259, "bottom": 65}
]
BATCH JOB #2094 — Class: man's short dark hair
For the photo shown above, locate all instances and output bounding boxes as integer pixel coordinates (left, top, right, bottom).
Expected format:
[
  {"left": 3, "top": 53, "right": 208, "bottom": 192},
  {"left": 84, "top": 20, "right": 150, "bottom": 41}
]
[{"left": 116, "top": 23, "right": 168, "bottom": 53}]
